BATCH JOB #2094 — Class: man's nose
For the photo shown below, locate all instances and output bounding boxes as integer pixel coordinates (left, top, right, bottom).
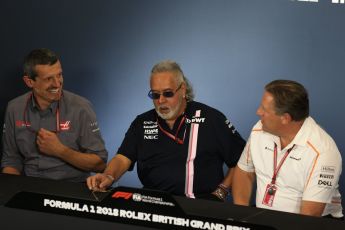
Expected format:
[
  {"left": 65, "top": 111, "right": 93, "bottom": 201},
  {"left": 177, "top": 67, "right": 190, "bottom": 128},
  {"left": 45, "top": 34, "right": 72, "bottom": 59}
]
[
  {"left": 158, "top": 94, "right": 167, "bottom": 104},
  {"left": 52, "top": 76, "right": 62, "bottom": 87},
  {"left": 256, "top": 107, "right": 262, "bottom": 116}
]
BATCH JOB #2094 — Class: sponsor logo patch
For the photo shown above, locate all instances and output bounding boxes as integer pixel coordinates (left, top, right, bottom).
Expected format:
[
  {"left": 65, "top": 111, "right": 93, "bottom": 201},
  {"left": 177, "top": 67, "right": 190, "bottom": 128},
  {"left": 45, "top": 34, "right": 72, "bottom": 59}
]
[
  {"left": 143, "top": 121, "right": 158, "bottom": 140},
  {"left": 264, "top": 146, "right": 274, "bottom": 152},
  {"left": 318, "top": 180, "right": 333, "bottom": 187},
  {"left": 15, "top": 120, "right": 31, "bottom": 127},
  {"left": 60, "top": 121, "right": 71, "bottom": 131},
  {"left": 319, "top": 174, "right": 334, "bottom": 179},
  {"left": 225, "top": 119, "right": 237, "bottom": 134},
  {"left": 289, "top": 156, "right": 301, "bottom": 161},
  {"left": 144, "top": 129, "right": 158, "bottom": 135},
  {"left": 185, "top": 117, "right": 206, "bottom": 124},
  {"left": 321, "top": 166, "right": 335, "bottom": 173}
]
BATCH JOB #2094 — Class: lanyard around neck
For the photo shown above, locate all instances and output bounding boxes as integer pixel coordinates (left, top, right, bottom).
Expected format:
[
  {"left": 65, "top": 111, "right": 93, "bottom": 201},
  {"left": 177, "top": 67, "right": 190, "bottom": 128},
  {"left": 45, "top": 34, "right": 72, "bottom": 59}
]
[
  {"left": 271, "top": 143, "right": 295, "bottom": 185},
  {"left": 157, "top": 116, "right": 186, "bottom": 144}
]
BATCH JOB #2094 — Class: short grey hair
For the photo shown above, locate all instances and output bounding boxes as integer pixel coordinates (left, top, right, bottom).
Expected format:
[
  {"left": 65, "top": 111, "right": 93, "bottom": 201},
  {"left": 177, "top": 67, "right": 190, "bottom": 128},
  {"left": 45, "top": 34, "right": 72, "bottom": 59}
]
[
  {"left": 24, "top": 48, "right": 59, "bottom": 80},
  {"left": 151, "top": 60, "right": 194, "bottom": 101}
]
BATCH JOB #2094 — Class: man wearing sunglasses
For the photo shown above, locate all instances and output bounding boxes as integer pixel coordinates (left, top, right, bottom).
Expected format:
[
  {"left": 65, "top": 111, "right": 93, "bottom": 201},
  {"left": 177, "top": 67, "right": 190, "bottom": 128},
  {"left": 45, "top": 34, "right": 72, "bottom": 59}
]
[
  {"left": 87, "top": 60, "right": 245, "bottom": 201},
  {"left": 1, "top": 48, "right": 108, "bottom": 182}
]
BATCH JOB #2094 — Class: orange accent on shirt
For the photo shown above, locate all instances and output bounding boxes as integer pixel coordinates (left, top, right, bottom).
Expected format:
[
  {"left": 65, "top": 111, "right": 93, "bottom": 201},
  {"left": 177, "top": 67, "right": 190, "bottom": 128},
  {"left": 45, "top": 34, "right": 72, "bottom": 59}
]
[{"left": 305, "top": 141, "right": 320, "bottom": 190}]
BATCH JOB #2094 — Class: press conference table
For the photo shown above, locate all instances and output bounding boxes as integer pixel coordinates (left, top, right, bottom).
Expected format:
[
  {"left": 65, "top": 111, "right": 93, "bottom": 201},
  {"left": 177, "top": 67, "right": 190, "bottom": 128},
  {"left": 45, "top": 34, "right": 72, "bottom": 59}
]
[{"left": 0, "top": 173, "right": 344, "bottom": 230}]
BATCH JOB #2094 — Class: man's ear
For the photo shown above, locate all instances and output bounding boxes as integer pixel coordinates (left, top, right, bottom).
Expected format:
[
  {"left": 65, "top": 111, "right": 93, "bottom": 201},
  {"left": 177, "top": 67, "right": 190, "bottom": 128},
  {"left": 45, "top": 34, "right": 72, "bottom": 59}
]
[
  {"left": 281, "top": 113, "right": 292, "bottom": 125},
  {"left": 181, "top": 82, "right": 187, "bottom": 97},
  {"left": 23, "top": 76, "right": 34, "bottom": 88}
]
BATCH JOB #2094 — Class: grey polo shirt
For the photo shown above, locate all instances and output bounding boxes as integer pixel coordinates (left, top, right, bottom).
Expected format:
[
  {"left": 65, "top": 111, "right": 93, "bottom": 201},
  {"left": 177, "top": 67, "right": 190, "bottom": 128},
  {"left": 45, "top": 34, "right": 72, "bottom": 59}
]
[{"left": 1, "top": 90, "right": 108, "bottom": 182}]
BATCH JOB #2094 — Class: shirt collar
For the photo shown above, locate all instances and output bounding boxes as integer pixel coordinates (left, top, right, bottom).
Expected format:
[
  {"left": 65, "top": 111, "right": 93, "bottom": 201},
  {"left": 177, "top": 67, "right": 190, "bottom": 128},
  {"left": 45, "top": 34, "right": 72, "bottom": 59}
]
[
  {"left": 275, "top": 116, "right": 313, "bottom": 150},
  {"left": 156, "top": 102, "right": 189, "bottom": 131},
  {"left": 30, "top": 93, "right": 59, "bottom": 113},
  {"left": 288, "top": 116, "right": 313, "bottom": 148},
  {"left": 262, "top": 116, "right": 313, "bottom": 150}
]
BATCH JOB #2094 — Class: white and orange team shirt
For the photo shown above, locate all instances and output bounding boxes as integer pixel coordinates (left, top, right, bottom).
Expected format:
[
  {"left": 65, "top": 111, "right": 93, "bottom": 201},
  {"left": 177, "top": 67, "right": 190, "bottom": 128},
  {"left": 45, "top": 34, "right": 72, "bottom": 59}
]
[{"left": 237, "top": 117, "right": 343, "bottom": 217}]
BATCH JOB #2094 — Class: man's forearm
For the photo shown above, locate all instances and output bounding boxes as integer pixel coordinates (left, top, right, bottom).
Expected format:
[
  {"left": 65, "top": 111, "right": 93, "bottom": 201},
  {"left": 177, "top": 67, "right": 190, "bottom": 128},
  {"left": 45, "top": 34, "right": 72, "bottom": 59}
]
[
  {"left": 103, "top": 154, "right": 131, "bottom": 182},
  {"left": 58, "top": 147, "right": 106, "bottom": 172},
  {"left": 2, "top": 166, "right": 21, "bottom": 175},
  {"left": 300, "top": 200, "right": 326, "bottom": 217},
  {"left": 232, "top": 166, "right": 255, "bottom": 205},
  {"left": 221, "top": 167, "right": 235, "bottom": 188}
]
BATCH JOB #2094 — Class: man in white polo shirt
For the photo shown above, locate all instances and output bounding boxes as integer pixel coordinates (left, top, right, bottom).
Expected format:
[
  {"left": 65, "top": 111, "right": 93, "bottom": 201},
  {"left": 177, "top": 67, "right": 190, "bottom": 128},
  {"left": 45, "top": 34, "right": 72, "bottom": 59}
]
[{"left": 232, "top": 80, "right": 343, "bottom": 219}]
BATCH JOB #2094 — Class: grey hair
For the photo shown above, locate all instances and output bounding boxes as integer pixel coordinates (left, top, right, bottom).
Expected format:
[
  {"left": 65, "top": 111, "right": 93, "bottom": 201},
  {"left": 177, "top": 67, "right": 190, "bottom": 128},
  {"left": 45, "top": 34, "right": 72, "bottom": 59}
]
[
  {"left": 24, "top": 48, "right": 59, "bottom": 79},
  {"left": 150, "top": 60, "right": 194, "bottom": 101}
]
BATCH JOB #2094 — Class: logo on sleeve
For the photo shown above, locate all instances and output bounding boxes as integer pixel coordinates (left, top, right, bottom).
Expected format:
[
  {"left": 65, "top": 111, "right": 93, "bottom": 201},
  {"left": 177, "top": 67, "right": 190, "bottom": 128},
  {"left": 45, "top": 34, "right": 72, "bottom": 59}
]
[
  {"left": 319, "top": 174, "right": 334, "bottom": 179},
  {"left": 318, "top": 180, "right": 333, "bottom": 187},
  {"left": 225, "top": 119, "right": 237, "bottom": 134},
  {"left": 90, "top": 121, "right": 99, "bottom": 132},
  {"left": 321, "top": 166, "right": 335, "bottom": 173},
  {"left": 318, "top": 167, "right": 336, "bottom": 188}
]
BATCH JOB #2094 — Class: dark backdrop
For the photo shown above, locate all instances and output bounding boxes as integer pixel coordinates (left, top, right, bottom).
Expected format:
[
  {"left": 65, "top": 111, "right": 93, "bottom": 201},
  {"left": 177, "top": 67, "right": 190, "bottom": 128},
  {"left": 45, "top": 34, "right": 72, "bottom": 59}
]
[{"left": 1, "top": 0, "right": 344, "bottom": 207}]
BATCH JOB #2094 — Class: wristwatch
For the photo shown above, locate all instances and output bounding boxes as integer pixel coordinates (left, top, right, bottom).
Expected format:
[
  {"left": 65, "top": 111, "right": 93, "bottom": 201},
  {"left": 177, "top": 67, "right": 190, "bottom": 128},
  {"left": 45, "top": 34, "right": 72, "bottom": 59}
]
[{"left": 213, "top": 184, "right": 230, "bottom": 201}]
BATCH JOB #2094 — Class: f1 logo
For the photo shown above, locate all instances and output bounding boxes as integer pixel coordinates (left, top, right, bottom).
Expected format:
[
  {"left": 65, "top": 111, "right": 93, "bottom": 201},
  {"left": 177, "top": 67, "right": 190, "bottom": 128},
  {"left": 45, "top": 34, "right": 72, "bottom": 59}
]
[{"left": 112, "top": 191, "right": 133, "bottom": 200}]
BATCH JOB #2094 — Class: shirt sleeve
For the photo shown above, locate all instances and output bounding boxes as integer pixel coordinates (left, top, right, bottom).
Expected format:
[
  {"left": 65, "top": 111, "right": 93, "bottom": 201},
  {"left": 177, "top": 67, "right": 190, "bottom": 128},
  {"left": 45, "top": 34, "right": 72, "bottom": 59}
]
[
  {"left": 302, "top": 142, "right": 342, "bottom": 203},
  {"left": 212, "top": 110, "right": 246, "bottom": 168},
  {"left": 237, "top": 134, "right": 255, "bottom": 173},
  {"left": 117, "top": 117, "right": 139, "bottom": 171},
  {"left": 78, "top": 101, "right": 108, "bottom": 163},
  {"left": 1, "top": 104, "right": 23, "bottom": 172}
]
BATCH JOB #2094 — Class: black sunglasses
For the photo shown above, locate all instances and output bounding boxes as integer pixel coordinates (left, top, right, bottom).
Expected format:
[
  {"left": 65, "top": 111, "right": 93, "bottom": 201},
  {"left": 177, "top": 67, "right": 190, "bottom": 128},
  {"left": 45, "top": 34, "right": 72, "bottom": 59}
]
[{"left": 148, "top": 84, "right": 182, "bottom": 100}]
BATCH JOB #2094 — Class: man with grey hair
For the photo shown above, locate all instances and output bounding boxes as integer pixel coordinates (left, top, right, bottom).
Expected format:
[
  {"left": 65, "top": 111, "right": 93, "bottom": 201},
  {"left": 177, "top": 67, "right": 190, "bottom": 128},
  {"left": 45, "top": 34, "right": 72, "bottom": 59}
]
[
  {"left": 1, "top": 48, "right": 108, "bottom": 182},
  {"left": 87, "top": 60, "right": 245, "bottom": 201}
]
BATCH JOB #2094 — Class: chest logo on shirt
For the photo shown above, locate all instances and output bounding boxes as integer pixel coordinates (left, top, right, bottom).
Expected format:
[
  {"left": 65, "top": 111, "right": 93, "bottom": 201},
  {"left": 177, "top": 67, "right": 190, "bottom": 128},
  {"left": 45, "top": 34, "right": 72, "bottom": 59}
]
[
  {"left": 59, "top": 121, "right": 71, "bottom": 131},
  {"left": 264, "top": 146, "right": 274, "bottom": 152},
  {"left": 15, "top": 120, "right": 31, "bottom": 127},
  {"left": 289, "top": 155, "right": 301, "bottom": 161},
  {"left": 143, "top": 121, "right": 158, "bottom": 140},
  {"left": 185, "top": 117, "right": 206, "bottom": 124}
]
